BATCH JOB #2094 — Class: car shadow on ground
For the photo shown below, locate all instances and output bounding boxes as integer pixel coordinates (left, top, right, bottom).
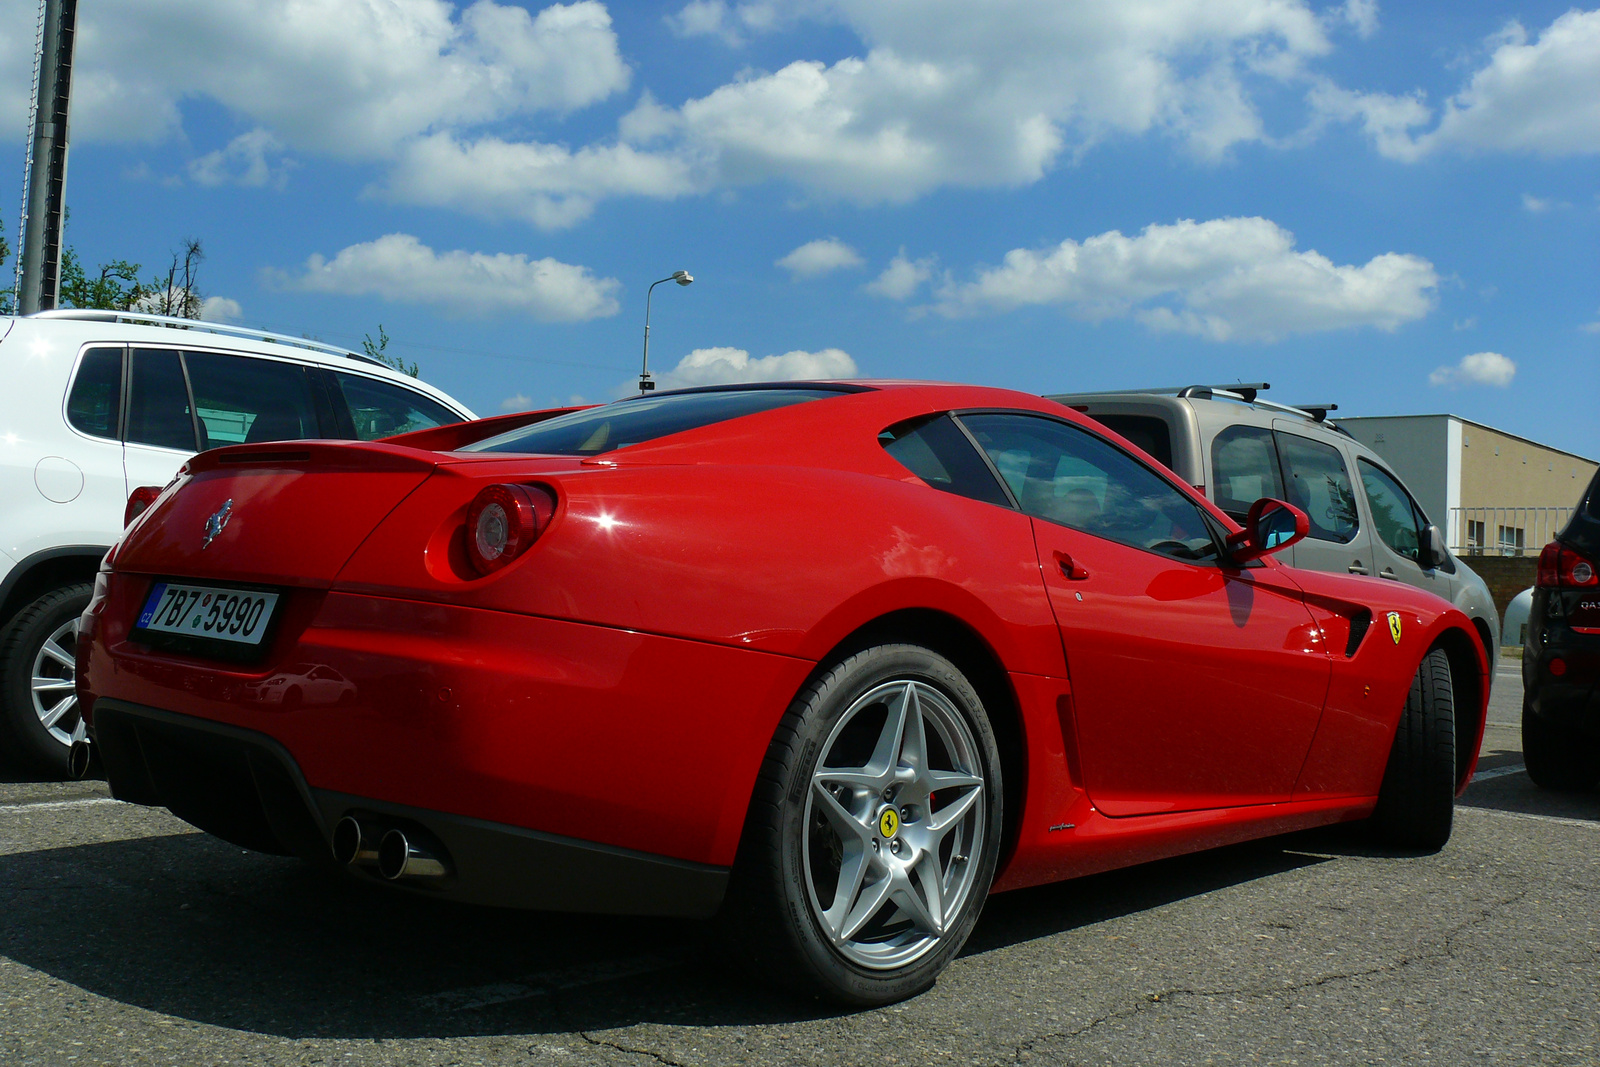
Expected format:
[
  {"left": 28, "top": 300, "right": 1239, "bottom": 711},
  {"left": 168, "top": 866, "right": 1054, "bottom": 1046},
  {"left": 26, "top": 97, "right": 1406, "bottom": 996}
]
[{"left": 0, "top": 827, "right": 1337, "bottom": 1039}]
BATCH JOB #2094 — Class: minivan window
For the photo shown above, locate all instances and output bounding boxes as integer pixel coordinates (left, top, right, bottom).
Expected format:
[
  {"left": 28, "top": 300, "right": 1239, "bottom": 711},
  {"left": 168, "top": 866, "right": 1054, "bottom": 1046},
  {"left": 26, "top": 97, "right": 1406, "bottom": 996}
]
[
  {"left": 185, "top": 351, "right": 321, "bottom": 445},
  {"left": 1276, "top": 432, "right": 1359, "bottom": 543},
  {"left": 126, "top": 348, "right": 197, "bottom": 451},
  {"left": 66, "top": 347, "right": 122, "bottom": 440},
  {"left": 333, "top": 372, "right": 460, "bottom": 441},
  {"left": 1089, "top": 414, "right": 1173, "bottom": 471},
  {"left": 1359, "top": 460, "right": 1425, "bottom": 562},
  {"left": 1211, "top": 426, "right": 1283, "bottom": 521}
]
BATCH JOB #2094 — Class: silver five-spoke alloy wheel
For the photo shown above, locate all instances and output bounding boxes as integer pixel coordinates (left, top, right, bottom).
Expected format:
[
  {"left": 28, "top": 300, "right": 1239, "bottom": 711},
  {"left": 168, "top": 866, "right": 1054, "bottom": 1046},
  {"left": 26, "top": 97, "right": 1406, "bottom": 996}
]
[
  {"left": 31, "top": 617, "right": 84, "bottom": 747},
  {"left": 803, "top": 678, "right": 986, "bottom": 970}
]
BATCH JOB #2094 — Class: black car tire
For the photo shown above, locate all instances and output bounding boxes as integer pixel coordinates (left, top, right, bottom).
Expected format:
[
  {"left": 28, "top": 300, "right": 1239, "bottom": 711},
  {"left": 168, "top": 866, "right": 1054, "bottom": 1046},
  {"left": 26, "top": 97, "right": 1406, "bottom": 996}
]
[
  {"left": 720, "top": 644, "right": 1004, "bottom": 1006},
  {"left": 1522, "top": 698, "right": 1600, "bottom": 792},
  {"left": 0, "top": 583, "right": 92, "bottom": 777},
  {"left": 1368, "top": 646, "right": 1456, "bottom": 851}
]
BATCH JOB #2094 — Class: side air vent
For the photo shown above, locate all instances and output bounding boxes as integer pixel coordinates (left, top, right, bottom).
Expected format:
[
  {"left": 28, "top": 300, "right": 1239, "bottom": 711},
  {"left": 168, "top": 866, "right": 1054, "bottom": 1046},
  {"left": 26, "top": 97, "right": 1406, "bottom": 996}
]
[{"left": 1345, "top": 609, "right": 1372, "bottom": 657}]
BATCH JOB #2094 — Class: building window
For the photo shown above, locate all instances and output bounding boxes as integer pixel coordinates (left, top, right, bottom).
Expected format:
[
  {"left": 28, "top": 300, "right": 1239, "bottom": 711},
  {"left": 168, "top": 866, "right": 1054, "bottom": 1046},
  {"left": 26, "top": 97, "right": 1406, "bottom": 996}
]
[
  {"left": 1497, "top": 525, "right": 1526, "bottom": 556},
  {"left": 1466, "top": 519, "right": 1486, "bottom": 550}
]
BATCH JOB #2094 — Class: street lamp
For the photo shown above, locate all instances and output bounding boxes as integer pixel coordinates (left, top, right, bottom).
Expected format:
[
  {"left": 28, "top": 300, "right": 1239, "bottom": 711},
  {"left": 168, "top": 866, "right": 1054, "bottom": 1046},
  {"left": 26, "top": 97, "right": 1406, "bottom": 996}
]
[{"left": 640, "top": 270, "right": 694, "bottom": 392}]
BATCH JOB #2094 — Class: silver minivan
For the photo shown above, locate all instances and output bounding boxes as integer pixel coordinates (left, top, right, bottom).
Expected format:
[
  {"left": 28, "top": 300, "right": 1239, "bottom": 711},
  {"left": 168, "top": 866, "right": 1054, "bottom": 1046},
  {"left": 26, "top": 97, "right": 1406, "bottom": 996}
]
[{"left": 1048, "top": 384, "right": 1500, "bottom": 672}]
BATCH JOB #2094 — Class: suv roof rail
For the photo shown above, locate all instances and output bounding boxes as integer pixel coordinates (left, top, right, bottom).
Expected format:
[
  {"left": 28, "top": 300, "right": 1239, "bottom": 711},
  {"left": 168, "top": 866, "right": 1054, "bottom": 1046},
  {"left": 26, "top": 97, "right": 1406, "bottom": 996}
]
[
  {"left": 25, "top": 308, "right": 384, "bottom": 365},
  {"left": 1051, "top": 381, "right": 1351, "bottom": 432}
]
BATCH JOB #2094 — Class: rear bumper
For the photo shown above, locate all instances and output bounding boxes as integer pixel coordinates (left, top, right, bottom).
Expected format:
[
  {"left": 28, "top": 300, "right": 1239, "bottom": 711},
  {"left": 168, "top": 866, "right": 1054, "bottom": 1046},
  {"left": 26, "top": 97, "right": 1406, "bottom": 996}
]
[
  {"left": 93, "top": 700, "right": 729, "bottom": 917},
  {"left": 1523, "top": 626, "right": 1600, "bottom": 741}
]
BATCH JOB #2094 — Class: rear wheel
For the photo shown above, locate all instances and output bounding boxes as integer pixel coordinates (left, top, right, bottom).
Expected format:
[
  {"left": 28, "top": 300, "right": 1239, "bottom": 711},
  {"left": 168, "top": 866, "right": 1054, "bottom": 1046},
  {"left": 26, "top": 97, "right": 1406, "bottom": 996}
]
[
  {"left": 1523, "top": 698, "right": 1600, "bottom": 792},
  {"left": 0, "top": 584, "right": 92, "bottom": 777},
  {"left": 1368, "top": 646, "right": 1456, "bottom": 850},
  {"left": 721, "top": 645, "right": 1003, "bottom": 1005}
]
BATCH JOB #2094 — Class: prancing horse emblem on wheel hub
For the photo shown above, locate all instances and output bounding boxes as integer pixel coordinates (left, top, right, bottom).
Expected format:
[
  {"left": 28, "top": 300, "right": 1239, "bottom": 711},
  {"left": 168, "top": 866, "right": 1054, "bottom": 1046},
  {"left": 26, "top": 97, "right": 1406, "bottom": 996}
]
[{"left": 878, "top": 807, "right": 900, "bottom": 838}]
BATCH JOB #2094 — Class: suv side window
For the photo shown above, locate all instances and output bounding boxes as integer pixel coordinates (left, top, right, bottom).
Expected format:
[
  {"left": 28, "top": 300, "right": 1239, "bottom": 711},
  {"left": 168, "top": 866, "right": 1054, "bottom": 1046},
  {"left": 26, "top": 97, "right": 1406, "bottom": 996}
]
[
  {"left": 66, "top": 347, "right": 123, "bottom": 440},
  {"left": 880, "top": 415, "right": 1011, "bottom": 507},
  {"left": 127, "top": 348, "right": 198, "bottom": 451},
  {"left": 185, "top": 351, "right": 321, "bottom": 445},
  {"left": 1359, "top": 459, "right": 1425, "bottom": 562},
  {"left": 1211, "top": 425, "right": 1283, "bottom": 521},
  {"left": 332, "top": 372, "right": 459, "bottom": 440},
  {"left": 1276, "top": 432, "right": 1359, "bottom": 544},
  {"left": 961, "top": 412, "right": 1219, "bottom": 562}
]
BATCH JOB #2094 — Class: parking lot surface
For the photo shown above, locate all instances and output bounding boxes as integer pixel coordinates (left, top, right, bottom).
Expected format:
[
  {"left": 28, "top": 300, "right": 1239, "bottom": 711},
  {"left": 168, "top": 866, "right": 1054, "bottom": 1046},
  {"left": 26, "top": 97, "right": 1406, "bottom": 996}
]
[{"left": 2, "top": 665, "right": 1595, "bottom": 1066}]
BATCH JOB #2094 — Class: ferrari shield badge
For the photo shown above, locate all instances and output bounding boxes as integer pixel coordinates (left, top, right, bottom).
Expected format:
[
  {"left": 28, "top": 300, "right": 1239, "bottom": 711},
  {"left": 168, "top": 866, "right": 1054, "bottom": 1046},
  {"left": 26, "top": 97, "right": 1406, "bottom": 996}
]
[
  {"left": 878, "top": 808, "right": 899, "bottom": 838},
  {"left": 201, "top": 499, "right": 233, "bottom": 550},
  {"left": 1386, "top": 611, "right": 1403, "bottom": 644}
]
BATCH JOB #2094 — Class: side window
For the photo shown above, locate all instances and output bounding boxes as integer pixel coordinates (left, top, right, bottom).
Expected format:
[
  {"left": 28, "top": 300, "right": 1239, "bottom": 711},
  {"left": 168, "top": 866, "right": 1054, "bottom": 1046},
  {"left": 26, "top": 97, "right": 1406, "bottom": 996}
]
[
  {"left": 332, "top": 372, "right": 460, "bottom": 441},
  {"left": 961, "top": 412, "right": 1219, "bottom": 562},
  {"left": 126, "top": 348, "right": 197, "bottom": 452},
  {"left": 1359, "top": 460, "right": 1422, "bottom": 562},
  {"left": 1275, "top": 433, "right": 1359, "bottom": 543},
  {"left": 184, "top": 351, "right": 321, "bottom": 446},
  {"left": 1211, "top": 426, "right": 1283, "bottom": 521},
  {"left": 65, "top": 347, "right": 123, "bottom": 440},
  {"left": 879, "top": 415, "right": 1011, "bottom": 507},
  {"left": 1088, "top": 414, "right": 1174, "bottom": 471}
]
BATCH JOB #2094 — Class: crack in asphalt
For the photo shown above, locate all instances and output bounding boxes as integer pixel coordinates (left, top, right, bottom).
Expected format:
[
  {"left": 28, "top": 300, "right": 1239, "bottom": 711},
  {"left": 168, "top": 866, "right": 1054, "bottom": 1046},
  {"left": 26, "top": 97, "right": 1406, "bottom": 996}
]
[
  {"left": 1001, "top": 887, "right": 1532, "bottom": 1065},
  {"left": 576, "top": 1030, "right": 692, "bottom": 1066}
]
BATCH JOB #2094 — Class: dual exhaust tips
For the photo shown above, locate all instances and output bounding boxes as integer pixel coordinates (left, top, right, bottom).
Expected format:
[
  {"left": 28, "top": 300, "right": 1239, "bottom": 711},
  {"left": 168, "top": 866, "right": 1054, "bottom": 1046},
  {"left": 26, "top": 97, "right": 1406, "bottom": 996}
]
[{"left": 332, "top": 815, "right": 449, "bottom": 881}]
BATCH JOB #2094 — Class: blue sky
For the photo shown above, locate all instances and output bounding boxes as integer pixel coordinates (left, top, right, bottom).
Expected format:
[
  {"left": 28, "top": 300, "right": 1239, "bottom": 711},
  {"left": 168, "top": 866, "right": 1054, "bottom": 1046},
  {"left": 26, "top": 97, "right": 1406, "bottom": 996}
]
[{"left": 2, "top": 1, "right": 1596, "bottom": 456}]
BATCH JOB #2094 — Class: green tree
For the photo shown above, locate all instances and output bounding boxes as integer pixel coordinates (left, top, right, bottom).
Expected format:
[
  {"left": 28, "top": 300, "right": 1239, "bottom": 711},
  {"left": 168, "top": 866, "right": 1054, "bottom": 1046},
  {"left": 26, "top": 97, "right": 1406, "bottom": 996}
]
[
  {"left": 0, "top": 218, "right": 11, "bottom": 316},
  {"left": 59, "top": 247, "right": 146, "bottom": 311},
  {"left": 362, "top": 323, "right": 420, "bottom": 377}
]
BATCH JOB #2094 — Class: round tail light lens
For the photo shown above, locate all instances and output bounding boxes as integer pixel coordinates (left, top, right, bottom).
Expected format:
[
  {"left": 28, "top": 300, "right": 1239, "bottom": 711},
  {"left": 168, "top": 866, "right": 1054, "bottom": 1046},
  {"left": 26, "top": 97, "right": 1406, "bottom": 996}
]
[{"left": 464, "top": 484, "right": 555, "bottom": 575}]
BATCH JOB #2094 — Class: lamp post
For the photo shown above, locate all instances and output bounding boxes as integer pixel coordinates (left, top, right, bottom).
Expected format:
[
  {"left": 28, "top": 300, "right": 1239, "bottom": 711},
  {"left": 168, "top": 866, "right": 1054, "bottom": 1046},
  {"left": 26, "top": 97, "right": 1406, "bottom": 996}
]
[{"left": 640, "top": 270, "right": 693, "bottom": 392}]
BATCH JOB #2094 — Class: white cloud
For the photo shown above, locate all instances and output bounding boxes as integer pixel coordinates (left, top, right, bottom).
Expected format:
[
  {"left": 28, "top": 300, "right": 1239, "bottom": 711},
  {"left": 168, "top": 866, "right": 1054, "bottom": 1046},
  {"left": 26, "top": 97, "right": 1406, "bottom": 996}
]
[
  {"left": 667, "top": 1, "right": 780, "bottom": 46},
  {"left": 188, "top": 129, "right": 295, "bottom": 188},
  {"left": 1335, "top": 0, "right": 1379, "bottom": 39},
  {"left": 380, "top": 133, "right": 697, "bottom": 229},
  {"left": 1319, "top": 9, "right": 1600, "bottom": 160},
  {"left": 200, "top": 296, "right": 243, "bottom": 322},
  {"left": 0, "top": 0, "right": 630, "bottom": 154},
  {"left": 272, "top": 233, "right": 620, "bottom": 321},
  {"left": 1428, "top": 351, "right": 1516, "bottom": 388},
  {"left": 776, "top": 238, "right": 864, "bottom": 279},
  {"left": 501, "top": 393, "right": 533, "bottom": 411},
  {"left": 652, "top": 346, "right": 859, "bottom": 390},
  {"left": 1521, "top": 193, "right": 1570, "bottom": 213},
  {"left": 865, "top": 249, "right": 936, "bottom": 300},
  {"left": 1579, "top": 320, "right": 1600, "bottom": 335},
  {"left": 934, "top": 216, "right": 1437, "bottom": 342}
]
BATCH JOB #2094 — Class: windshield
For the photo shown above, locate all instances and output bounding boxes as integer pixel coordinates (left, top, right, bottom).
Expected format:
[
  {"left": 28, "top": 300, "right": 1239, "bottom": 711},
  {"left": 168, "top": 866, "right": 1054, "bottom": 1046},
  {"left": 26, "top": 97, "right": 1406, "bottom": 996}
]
[{"left": 461, "top": 386, "right": 859, "bottom": 455}]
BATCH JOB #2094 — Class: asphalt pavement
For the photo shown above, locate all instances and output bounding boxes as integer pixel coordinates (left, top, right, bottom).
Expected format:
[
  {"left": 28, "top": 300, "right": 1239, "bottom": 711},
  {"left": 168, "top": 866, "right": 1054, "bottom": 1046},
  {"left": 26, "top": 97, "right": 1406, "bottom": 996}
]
[{"left": 1, "top": 664, "right": 1595, "bottom": 1066}]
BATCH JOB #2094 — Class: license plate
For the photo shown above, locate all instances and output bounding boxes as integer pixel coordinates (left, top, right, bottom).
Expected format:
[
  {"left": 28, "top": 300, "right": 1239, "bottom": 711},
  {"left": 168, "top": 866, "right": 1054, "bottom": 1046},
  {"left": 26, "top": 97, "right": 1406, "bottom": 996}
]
[{"left": 135, "top": 582, "right": 280, "bottom": 646}]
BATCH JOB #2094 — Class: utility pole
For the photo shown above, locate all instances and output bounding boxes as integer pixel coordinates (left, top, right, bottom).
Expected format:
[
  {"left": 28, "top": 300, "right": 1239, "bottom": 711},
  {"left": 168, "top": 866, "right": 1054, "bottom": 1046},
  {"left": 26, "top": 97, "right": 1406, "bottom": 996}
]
[{"left": 16, "top": 0, "right": 78, "bottom": 314}]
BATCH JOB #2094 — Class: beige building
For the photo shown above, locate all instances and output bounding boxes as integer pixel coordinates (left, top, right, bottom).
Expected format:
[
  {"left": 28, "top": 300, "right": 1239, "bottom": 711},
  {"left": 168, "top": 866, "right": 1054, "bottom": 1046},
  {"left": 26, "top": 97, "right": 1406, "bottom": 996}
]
[{"left": 1338, "top": 414, "right": 1596, "bottom": 556}]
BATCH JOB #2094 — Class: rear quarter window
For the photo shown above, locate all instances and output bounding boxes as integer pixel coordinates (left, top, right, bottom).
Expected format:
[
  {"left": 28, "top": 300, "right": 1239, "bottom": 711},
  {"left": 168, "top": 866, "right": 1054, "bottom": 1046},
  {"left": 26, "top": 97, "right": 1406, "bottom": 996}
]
[
  {"left": 65, "top": 347, "right": 122, "bottom": 439},
  {"left": 1089, "top": 414, "right": 1173, "bottom": 471}
]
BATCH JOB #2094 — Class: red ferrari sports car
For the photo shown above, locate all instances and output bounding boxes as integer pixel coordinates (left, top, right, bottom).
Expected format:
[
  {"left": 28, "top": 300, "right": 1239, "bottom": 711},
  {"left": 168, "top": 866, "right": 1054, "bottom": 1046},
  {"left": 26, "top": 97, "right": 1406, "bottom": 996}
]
[{"left": 77, "top": 381, "right": 1487, "bottom": 1005}]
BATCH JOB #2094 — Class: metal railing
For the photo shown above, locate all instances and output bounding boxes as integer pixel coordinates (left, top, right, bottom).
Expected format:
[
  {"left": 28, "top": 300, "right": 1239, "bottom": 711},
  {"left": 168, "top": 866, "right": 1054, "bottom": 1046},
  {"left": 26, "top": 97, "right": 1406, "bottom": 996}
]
[{"left": 1447, "top": 506, "right": 1575, "bottom": 557}]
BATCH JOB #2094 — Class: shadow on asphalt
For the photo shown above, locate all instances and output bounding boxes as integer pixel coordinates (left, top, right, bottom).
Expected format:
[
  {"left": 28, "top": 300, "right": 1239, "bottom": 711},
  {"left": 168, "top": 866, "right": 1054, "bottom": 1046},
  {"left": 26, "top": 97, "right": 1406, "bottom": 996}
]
[{"left": 0, "top": 826, "right": 1347, "bottom": 1038}]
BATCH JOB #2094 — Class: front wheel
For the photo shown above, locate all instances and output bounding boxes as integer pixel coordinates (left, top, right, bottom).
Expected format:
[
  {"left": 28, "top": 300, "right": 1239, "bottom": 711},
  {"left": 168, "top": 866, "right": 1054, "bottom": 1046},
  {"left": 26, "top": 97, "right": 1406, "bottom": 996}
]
[
  {"left": 721, "top": 645, "right": 1004, "bottom": 1005},
  {"left": 1368, "top": 646, "right": 1456, "bottom": 850}
]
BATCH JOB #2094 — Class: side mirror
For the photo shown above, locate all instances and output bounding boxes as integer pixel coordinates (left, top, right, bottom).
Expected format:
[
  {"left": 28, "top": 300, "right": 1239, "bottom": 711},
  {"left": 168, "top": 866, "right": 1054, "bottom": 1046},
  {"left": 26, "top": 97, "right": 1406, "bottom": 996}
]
[
  {"left": 1419, "top": 524, "right": 1447, "bottom": 569},
  {"left": 1226, "top": 497, "right": 1310, "bottom": 563}
]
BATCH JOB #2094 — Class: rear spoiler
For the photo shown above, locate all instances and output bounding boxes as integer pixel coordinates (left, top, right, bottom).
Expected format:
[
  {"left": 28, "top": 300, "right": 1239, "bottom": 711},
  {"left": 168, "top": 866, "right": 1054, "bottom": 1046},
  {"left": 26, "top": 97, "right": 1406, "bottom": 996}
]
[{"left": 380, "top": 406, "right": 592, "bottom": 452}]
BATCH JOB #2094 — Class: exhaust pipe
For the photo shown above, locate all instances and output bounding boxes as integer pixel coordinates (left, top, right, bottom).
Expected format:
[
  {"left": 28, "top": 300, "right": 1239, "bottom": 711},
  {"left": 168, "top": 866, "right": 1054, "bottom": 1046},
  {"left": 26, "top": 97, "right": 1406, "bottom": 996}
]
[
  {"left": 331, "top": 815, "right": 382, "bottom": 867},
  {"left": 67, "top": 739, "right": 101, "bottom": 781},
  {"left": 378, "top": 827, "right": 449, "bottom": 880}
]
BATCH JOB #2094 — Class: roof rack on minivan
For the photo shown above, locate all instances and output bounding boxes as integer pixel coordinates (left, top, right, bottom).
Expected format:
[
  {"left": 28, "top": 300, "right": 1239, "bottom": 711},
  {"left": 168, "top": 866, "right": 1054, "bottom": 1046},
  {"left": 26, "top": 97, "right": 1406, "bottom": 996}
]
[
  {"left": 1051, "top": 381, "right": 1349, "bottom": 432},
  {"left": 26, "top": 309, "right": 384, "bottom": 366}
]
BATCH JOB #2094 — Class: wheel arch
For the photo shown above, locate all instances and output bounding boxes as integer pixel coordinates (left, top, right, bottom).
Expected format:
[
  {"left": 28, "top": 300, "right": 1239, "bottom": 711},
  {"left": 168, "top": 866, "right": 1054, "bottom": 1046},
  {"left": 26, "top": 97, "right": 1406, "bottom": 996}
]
[
  {"left": 807, "top": 607, "right": 1028, "bottom": 871},
  {"left": 0, "top": 546, "right": 107, "bottom": 632}
]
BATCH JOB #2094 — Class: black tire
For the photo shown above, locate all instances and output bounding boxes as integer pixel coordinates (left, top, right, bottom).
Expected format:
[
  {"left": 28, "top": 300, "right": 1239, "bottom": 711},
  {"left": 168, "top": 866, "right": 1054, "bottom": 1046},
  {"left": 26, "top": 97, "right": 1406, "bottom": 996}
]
[
  {"left": 1368, "top": 646, "right": 1456, "bottom": 850},
  {"left": 0, "top": 583, "right": 93, "bottom": 778},
  {"left": 719, "top": 645, "right": 1004, "bottom": 1006},
  {"left": 1522, "top": 698, "right": 1600, "bottom": 792}
]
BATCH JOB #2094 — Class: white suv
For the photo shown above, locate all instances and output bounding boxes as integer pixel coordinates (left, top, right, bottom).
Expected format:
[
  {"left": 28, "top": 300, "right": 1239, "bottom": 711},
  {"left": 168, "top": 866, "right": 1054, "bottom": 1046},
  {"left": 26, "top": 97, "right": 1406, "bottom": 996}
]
[{"left": 0, "top": 310, "right": 476, "bottom": 775}]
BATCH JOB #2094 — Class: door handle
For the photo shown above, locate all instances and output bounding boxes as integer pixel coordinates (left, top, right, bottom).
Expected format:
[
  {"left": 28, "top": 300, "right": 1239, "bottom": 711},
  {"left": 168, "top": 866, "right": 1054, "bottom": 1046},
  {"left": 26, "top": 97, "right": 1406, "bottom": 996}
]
[
  {"left": 1378, "top": 567, "right": 1399, "bottom": 580},
  {"left": 1055, "top": 551, "right": 1090, "bottom": 581},
  {"left": 1347, "top": 561, "right": 1368, "bottom": 575}
]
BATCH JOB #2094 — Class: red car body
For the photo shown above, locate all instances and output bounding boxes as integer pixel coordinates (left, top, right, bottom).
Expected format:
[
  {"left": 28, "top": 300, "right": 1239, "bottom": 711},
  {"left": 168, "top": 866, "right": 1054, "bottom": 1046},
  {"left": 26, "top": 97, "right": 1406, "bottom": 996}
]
[{"left": 79, "top": 382, "right": 1488, "bottom": 921}]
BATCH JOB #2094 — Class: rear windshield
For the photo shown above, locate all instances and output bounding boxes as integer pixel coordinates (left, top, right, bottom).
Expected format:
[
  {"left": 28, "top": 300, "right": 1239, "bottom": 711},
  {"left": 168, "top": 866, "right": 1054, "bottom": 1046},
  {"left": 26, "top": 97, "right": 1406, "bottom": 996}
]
[{"left": 461, "top": 386, "right": 854, "bottom": 455}]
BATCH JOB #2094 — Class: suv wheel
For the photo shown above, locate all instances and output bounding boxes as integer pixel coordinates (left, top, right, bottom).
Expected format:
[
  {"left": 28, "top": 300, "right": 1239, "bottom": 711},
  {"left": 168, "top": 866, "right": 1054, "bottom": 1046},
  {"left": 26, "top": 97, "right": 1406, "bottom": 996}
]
[
  {"left": 1522, "top": 698, "right": 1599, "bottom": 792},
  {"left": 0, "top": 583, "right": 92, "bottom": 776}
]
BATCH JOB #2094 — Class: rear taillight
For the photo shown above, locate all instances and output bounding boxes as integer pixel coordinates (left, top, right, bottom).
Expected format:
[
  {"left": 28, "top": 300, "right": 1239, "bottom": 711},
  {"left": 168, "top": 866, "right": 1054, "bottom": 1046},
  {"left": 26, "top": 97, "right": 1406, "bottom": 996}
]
[
  {"left": 1536, "top": 541, "right": 1598, "bottom": 589},
  {"left": 124, "top": 485, "right": 163, "bottom": 527},
  {"left": 464, "top": 484, "right": 556, "bottom": 576}
]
